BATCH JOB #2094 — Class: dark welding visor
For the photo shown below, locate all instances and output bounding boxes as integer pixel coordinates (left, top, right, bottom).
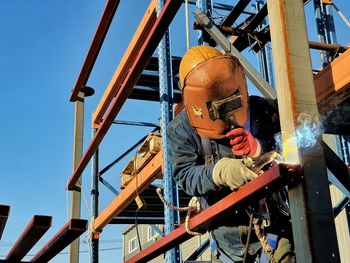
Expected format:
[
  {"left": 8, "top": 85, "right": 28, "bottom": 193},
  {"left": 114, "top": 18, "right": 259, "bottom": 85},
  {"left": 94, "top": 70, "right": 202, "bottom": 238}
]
[{"left": 206, "top": 90, "right": 243, "bottom": 121}]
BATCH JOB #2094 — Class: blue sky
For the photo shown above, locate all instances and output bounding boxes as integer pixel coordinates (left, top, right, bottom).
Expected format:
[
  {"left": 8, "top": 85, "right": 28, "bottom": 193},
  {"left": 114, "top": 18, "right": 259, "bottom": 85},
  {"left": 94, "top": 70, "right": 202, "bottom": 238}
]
[{"left": 0, "top": 1, "right": 349, "bottom": 262}]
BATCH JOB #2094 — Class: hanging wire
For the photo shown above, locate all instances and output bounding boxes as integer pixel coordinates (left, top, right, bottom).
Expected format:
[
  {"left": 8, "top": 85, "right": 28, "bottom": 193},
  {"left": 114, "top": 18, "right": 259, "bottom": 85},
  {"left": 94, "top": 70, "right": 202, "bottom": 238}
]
[
  {"left": 185, "top": 0, "right": 190, "bottom": 50},
  {"left": 332, "top": 2, "right": 350, "bottom": 29}
]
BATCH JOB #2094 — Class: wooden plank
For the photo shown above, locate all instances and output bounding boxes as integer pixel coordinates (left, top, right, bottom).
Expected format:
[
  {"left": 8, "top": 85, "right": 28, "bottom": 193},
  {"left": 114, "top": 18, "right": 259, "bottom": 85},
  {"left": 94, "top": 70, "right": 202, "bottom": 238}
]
[
  {"left": 314, "top": 49, "right": 350, "bottom": 114},
  {"left": 92, "top": 0, "right": 158, "bottom": 127},
  {"left": 267, "top": 1, "right": 340, "bottom": 262},
  {"left": 93, "top": 150, "right": 163, "bottom": 232}
]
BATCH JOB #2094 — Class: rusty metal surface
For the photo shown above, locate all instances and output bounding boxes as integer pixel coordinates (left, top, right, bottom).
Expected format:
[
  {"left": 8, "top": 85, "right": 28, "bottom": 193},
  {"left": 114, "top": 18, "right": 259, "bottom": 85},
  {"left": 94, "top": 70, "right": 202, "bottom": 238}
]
[
  {"left": 125, "top": 163, "right": 300, "bottom": 263},
  {"left": 29, "top": 219, "right": 88, "bottom": 263},
  {"left": 5, "top": 215, "right": 52, "bottom": 262},
  {"left": 67, "top": 0, "right": 183, "bottom": 190},
  {"left": 70, "top": 0, "right": 121, "bottom": 102},
  {"left": 0, "top": 205, "right": 10, "bottom": 240}
]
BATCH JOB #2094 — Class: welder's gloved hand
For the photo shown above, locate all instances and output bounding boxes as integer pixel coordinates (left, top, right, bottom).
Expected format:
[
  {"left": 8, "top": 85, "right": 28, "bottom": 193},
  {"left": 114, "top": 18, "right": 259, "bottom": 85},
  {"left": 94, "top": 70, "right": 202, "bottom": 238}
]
[
  {"left": 226, "top": 128, "right": 261, "bottom": 158},
  {"left": 212, "top": 158, "right": 258, "bottom": 191}
]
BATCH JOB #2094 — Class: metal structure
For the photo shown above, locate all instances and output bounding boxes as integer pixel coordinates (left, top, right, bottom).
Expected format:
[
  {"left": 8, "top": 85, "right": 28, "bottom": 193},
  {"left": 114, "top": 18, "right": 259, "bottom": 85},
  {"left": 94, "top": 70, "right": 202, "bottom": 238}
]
[
  {"left": 0, "top": 206, "right": 87, "bottom": 263},
  {"left": 66, "top": 0, "right": 350, "bottom": 262}
]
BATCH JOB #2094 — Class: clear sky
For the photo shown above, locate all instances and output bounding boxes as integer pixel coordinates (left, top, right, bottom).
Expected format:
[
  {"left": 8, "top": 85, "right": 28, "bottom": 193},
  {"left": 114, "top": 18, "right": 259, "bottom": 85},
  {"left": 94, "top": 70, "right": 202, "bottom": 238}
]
[{"left": 0, "top": 1, "right": 349, "bottom": 262}]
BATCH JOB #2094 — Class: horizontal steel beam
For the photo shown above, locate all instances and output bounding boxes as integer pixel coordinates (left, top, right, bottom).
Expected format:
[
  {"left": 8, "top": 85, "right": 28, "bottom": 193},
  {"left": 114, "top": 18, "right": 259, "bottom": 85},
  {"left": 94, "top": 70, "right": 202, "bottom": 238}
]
[
  {"left": 70, "top": 0, "right": 121, "bottom": 101},
  {"left": 220, "top": 0, "right": 251, "bottom": 27},
  {"left": 125, "top": 163, "right": 300, "bottom": 263},
  {"left": 29, "top": 219, "right": 88, "bottom": 263},
  {"left": 6, "top": 215, "right": 52, "bottom": 262},
  {"left": 93, "top": 150, "right": 163, "bottom": 232},
  {"left": 67, "top": 0, "right": 182, "bottom": 190},
  {"left": 0, "top": 205, "right": 10, "bottom": 240}
]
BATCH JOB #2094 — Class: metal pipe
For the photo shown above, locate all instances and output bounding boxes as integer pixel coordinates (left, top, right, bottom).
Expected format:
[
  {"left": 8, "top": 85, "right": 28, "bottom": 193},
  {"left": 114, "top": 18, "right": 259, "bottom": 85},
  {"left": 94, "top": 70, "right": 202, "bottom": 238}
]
[
  {"left": 91, "top": 128, "right": 99, "bottom": 263},
  {"left": 29, "top": 219, "right": 88, "bottom": 263},
  {"left": 112, "top": 120, "right": 160, "bottom": 128},
  {"left": 6, "top": 215, "right": 52, "bottom": 262},
  {"left": 309, "top": 41, "right": 348, "bottom": 53}
]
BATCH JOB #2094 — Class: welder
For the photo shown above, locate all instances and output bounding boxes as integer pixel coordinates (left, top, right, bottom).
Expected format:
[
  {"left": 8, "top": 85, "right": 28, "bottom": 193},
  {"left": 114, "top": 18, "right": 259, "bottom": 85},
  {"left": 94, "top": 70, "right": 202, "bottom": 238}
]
[{"left": 166, "top": 46, "right": 294, "bottom": 262}]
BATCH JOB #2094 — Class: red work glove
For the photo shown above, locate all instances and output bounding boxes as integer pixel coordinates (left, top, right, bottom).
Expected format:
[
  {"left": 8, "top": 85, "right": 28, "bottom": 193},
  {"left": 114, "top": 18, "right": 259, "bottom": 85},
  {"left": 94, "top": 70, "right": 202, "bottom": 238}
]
[{"left": 226, "top": 128, "right": 261, "bottom": 157}]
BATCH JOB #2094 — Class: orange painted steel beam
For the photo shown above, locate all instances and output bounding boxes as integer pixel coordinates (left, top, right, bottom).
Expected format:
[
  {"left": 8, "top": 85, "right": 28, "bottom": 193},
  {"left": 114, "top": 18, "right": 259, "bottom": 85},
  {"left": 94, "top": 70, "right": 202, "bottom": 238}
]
[
  {"left": 125, "top": 163, "right": 300, "bottom": 263},
  {"left": 70, "top": 0, "right": 121, "bottom": 102},
  {"left": 92, "top": 0, "right": 158, "bottom": 127},
  {"left": 29, "top": 219, "right": 88, "bottom": 263},
  {"left": 6, "top": 215, "right": 52, "bottom": 262},
  {"left": 67, "top": 0, "right": 183, "bottom": 190},
  {"left": 0, "top": 205, "right": 10, "bottom": 240},
  {"left": 93, "top": 150, "right": 163, "bottom": 232},
  {"left": 315, "top": 49, "right": 350, "bottom": 114}
]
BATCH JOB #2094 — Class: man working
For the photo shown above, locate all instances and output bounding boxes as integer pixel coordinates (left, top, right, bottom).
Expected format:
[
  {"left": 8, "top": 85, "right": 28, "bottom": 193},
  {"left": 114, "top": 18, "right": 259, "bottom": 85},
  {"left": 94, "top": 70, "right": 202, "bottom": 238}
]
[{"left": 166, "top": 46, "right": 294, "bottom": 262}]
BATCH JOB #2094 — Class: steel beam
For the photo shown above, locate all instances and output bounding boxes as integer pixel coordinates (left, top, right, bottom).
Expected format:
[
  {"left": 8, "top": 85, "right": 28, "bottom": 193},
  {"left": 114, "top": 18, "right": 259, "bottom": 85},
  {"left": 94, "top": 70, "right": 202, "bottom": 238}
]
[
  {"left": 267, "top": 1, "right": 340, "bottom": 261},
  {"left": 91, "top": 128, "right": 99, "bottom": 263},
  {"left": 0, "top": 205, "right": 10, "bottom": 240},
  {"left": 220, "top": 0, "right": 251, "bottom": 27},
  {"left": 29, "top": 219, "right": 88, "bottom": 263},
  {"left": 93, "top": 150, "right": 163, "bottom": 232},
  {"left": 324, "top": 141, "right": 350, "bottom": 198},
  {"left": 124, "top": 163, "right": 300, "bottom": 263},
  {"left": 92, "top": 0, "right": 158, "bottom": 127},
  {"left": 186, "top": 238, "right": 210, "bottom": 261},
  {"left": 67, "top": 0, "right": 182, "bottom": 190},
  {"left": 5, "top": 215, "right": 52, "bottom": 262},
  {"left": 70, "top": 0, "right": 121, "bottom": 102}
]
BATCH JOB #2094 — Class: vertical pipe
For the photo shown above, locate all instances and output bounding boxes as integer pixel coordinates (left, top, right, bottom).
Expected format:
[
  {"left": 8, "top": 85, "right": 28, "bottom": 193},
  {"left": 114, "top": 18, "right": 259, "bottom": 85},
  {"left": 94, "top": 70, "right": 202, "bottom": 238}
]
[
  {"left": 196, "top": 0, "right": 212, "bottom": 45},
  {"left": 91, "top": 128, "right": 99, "bottom": 263},
  {"left": 157, "top": 1, "right": 180, "bottom": 262},
  {"left": 69, "top": 92, "right": 84, "bottom": 263}
]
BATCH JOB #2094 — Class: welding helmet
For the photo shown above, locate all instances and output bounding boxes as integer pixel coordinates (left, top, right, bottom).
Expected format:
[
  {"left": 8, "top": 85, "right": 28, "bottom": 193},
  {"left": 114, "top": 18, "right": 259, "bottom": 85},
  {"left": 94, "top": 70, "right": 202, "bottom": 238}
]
[{"left": 179, "top": 46, "right": 248, "bottom": 139}]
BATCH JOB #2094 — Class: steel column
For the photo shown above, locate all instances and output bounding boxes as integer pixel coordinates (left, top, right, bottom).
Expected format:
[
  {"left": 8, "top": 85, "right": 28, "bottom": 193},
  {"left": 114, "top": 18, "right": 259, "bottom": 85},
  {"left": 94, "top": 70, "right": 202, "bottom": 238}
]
[
  {"left": 29, "top": 219, "right": 88, "bottom": 263},
  {"left": 67, "top": 0, "right": 183, "bottom": 190},
  {"left": 70, "top": 0, "right": 121, "bottom": 101},
  {"left": 267, "top": 1, "right": 340, "bottom": 261},
  {"left": 196, "top": 0, "right": 212, "bottom": 44},
  {"left": 157, "top": 0, "right": 179, "bottom": 262},
  {"left": 0, "top": 205, "right": 10, "bottom": 240},
  {"left": 91, "top": 128, "right": 99, "bottom": 263},
  {"left": 125, "top": 164, "right": 300, "bottom": 263},
  {"left": 5, "top": 215, "right": 52, "bottom": 262},
  {"left": 69, "top": 92, "right": 84, "bottom": 263}
]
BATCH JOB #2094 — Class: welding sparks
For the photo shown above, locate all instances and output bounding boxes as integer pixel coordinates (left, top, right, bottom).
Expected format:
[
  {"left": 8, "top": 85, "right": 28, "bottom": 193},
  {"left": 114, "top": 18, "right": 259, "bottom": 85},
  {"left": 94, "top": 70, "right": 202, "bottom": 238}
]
[{"left": 274, "top": 113, "right": 324, "bottom": 163}]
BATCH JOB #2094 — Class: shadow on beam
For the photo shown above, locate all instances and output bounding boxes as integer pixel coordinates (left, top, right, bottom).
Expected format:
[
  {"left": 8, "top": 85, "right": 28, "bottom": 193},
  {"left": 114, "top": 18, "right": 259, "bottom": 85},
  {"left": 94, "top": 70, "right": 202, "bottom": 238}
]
[
  {"left": 6, "top": 215, "right": 52, "bottom": 262},
  {"left": 0, "top": 205, "right": 10, "bottom": 240},
  {"left": 29, "top": 219, "right": 88, "bottom": 263}
]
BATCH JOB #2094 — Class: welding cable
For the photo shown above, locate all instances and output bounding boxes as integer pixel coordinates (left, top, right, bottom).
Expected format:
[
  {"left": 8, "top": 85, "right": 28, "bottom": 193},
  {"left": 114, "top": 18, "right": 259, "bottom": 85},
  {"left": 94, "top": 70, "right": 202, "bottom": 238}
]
[{"left": 156, "top": 188, "right": 202, "bottom": 236}]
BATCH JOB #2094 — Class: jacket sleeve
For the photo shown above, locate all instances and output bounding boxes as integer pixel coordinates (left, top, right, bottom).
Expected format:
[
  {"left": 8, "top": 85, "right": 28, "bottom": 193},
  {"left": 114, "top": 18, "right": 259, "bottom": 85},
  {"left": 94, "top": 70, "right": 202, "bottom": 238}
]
[{"left": 166, "top": 112, "right": 220, "bottom": 197}]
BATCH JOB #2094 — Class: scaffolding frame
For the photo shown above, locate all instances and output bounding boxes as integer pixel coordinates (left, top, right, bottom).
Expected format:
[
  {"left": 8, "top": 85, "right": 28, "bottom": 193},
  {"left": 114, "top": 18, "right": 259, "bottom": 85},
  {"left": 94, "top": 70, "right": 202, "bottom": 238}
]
[{"left": 67, "top": 0, "right": 350, "bottom": 262}]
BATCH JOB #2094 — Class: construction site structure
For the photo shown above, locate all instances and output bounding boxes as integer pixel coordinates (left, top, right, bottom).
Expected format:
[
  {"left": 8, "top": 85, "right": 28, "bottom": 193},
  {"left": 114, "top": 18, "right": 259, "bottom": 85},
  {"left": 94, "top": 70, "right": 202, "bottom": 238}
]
[{"left": 66, "top": 0, "right": 350, "bottom": 262}]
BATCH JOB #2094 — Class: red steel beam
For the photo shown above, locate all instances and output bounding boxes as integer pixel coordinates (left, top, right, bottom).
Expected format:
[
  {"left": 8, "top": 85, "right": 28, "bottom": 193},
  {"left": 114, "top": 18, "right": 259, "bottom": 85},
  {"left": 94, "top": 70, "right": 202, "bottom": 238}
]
[
  {"left": 6, "top": 215, "right": 52, "bottom": 262},
  {"left": 0, "top": 205, "right": 10, "bottom": 240},
  {"left": 125, "top": 163, "right": 300, "bottom": 263},
  {"left": 67, "top": 0, "right": 183, "bottom": 190},
  {"left": 70, "top": 0, "right": 121, "bottom": 102},
  {"left": 29, "top": 219, "right": 88, "bottom": 263}
]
